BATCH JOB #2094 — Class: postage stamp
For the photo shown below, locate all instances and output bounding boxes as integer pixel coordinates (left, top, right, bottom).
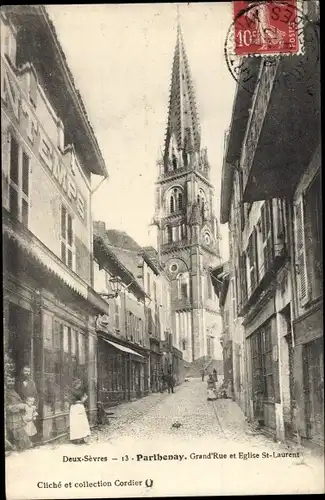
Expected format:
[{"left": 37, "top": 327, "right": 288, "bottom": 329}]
[
  {"left": 224, "top": 0, "right": 319, "bottom": 93},
  {"left": 232, "top": 0, "right": 304, "bottom": 57}
]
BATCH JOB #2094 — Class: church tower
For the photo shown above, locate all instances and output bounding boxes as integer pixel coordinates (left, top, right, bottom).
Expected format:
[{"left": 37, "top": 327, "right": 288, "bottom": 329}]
[{"left": 153, "top": 19, "right": 222, "bottom": 363}]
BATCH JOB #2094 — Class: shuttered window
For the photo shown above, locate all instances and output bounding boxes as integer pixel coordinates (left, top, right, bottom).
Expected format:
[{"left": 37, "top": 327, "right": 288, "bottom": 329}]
[
  {"left": 8, "top": 134, "right": 30, "bottom": 226},
  {"left": 240, "top": 252, "right": 247, "bottom": 304},
  {"left": 261, "top": 201, "right": 273, "bottom": 275},
  {"left": 294, "top": 197, "right": 309, "bottom": 305},
  {"left": 304, "top": 172, "right": 323, "bottom": 301},
  {"left": 247, "top": 233, "right": 256, "bottom": 292},
  {"left": 61, "top": 205, "right": 74, "bottom": 270}
]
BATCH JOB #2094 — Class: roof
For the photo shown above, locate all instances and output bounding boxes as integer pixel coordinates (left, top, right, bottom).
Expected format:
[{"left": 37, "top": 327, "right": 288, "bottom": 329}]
[
  {"left": 93, "top": 235, "right": 146, "bottom": 299},
  {"left": 220, "top": 58, "right": 261, "bottom": 224},
  {"left": 164, "top": 23, "right": 201, "bottom": 158},
  {"left": 105, "top": 230, "right": 161, "bottom": 275},
  {"left": 105, "top": 230, "right": 142, "bottom": 252},
  {"left": 6, "top": 5, "right": 107, "bottom": 177},
  {"left": 106, "top": 244, "right": 143, "bottom": 286}
]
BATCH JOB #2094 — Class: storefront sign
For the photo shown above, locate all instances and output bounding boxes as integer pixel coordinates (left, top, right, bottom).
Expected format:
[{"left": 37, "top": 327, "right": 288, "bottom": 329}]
[{"left": 1, "top": 59, "right": 87, "bottom": 221}]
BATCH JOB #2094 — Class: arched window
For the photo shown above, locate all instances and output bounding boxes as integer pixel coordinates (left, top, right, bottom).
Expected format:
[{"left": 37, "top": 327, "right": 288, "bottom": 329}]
[
  {"left": 167, "top": 187, "right": 183, "bottom": 215},
  {"left": 167, "top": 226, "right": 173, "bottom": 243},
  {"left": 172, "top": 154, "right": 177, "bottom": 170},
  {"left": 181, "top": 224, "right": 186, "bottom": 240},
  {"left": 182, "top": 150, "right": 188, "bottom": 167},
  {"left": 178, "top": 192, "right": 183, "bottom": 210},
  {"left": 170, "top": 195, "right": 175, "bottom": 213},
  {"left": 198, "top": 188, "right": 208, "bottom": 219},
  {"left": 178, "top": 273, "right": 189, "bottom": 300}
]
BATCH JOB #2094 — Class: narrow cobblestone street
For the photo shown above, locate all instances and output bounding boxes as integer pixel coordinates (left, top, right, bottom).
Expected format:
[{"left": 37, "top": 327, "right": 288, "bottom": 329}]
[{"left": 6, "top": 379, "right": 324, "bottom": 498}]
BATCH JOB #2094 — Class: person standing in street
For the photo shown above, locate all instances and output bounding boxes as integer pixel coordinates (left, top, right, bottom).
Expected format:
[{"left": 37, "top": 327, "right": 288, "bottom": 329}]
[
  {"left": 207, "top": 374, "right": 217, "bottom": 401},
  {"left": 201, "top": 368, "right": 205, "bottom": 382},
  {"left": 16, "top": 364, "right": 39, "bottom": 443},
  {"left": 5, "top": 358, "right": 32, "bottom": 451},
  {"left": 16, "top": 364, "right": 38, "bottom": 401},
  {"left": 213, "top": 368, "right": 218, "bottom": 383},
  {"left": 167, "top": 371, "right": 175, "bottom": 394},
  {"left": 69, "top": 378, "right": 90, "bottom": 444}
]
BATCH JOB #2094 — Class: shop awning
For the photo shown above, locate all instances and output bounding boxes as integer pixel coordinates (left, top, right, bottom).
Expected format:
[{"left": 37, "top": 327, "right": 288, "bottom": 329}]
[{"left": 102, "top": 339, "right": 144, "bottom": 358}]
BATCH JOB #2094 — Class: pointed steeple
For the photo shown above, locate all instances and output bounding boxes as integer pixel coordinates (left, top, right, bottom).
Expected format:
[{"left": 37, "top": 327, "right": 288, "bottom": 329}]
[{"left": 164, "top": 11, "right": 201, "bottom": 163}]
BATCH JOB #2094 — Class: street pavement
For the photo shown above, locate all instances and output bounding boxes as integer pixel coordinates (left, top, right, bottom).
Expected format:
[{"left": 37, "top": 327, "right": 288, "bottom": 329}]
[{"left": 6, "top": 378, "right": 324, "bottom": 498}]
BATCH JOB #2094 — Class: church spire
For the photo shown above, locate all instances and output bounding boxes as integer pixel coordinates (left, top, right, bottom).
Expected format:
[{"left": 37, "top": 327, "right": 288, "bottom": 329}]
[{"left": 164, "top": 10, "right": 201, "bottom": 162}]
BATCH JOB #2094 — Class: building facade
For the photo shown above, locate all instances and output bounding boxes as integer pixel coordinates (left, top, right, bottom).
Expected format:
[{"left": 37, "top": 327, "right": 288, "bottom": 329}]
[
  {"left": 93, "top": 224, "right": 150, "bottom": 407},
  {"left": 2, "top": 7, "right": 109, "bottom": 442},
  {"left": 219, "top": 1, "right": 322, "bottom": 445},
  {"left": 152, "top": 22, "right": 222, "bottom": 364},
  {"left": 211, "top": 263, "right": 233, "bottom": 398},
  {"left": 93, "top": 222, "right": 184, "bottom": 401}
]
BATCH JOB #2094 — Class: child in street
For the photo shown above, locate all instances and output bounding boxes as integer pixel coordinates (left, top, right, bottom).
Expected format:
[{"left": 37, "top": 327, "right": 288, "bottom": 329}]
[{"left": 23, "top": 396, "right": 38, "bottom": 438}]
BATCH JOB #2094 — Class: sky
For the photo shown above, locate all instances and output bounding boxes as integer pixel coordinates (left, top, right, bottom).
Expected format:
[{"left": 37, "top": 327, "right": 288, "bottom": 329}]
[{"left": 47, "top": 3, "right": 236, "bottom": 260}]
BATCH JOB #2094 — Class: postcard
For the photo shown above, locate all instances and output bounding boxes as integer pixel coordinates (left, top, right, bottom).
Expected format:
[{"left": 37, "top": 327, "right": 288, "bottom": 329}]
[{"left": 2, "top": 2, "right": 323, "bottom": 498}]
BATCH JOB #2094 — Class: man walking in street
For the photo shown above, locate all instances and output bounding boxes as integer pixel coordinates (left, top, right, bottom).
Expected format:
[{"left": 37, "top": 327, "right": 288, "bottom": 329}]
[
  {"left": 201, "top": 368, "right": 206, "bottom": 382},
  {"left": 167, "top": 371, "right": 175, "bottom": 394}
]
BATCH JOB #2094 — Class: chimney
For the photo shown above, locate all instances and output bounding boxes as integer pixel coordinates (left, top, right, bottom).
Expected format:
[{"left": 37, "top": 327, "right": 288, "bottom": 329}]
[{"left": 93, "top": 221, "right": 106, "bottom": 240}]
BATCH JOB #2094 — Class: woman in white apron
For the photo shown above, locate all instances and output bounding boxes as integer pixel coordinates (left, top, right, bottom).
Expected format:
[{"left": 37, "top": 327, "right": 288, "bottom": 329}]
[
  {"left": 69, "top": 378, "right": 90, "bottom": 444},
  {"left": 207, "top": 374, "right": 217, "bottom": 401}
]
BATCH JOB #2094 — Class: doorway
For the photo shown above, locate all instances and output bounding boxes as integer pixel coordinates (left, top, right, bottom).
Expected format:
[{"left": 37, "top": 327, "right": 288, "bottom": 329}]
[
  {"left": 304, "top": 337, "right": 324, "bottom": 446},
  {"left": 7, "top": 302, "right": 33, "bottom": 379}
]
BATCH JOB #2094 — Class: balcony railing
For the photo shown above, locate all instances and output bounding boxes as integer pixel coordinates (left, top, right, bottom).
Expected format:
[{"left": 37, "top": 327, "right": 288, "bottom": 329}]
[
  {"left": 159, "top": 165, "right": 191, "bottom": 180},
  {"left": 160, "top": 240, "right": 189, "bottom": 252},
  {"left": 242, "top": 60, "right": 279, "bottom": 189}
]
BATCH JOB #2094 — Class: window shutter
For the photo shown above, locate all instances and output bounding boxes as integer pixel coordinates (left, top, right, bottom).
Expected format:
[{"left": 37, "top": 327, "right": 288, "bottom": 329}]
[
  {"left": 253, "top": 226, "right": 259, "bottom": 282},
  {"left": 240, "top": 252, "right": 247, "bottom": 302},
  {"left": 261, "top": 202, "right": 273, "bottom": 274},
  {"left": 248, "top": 234, "right": 256, "bottom": 291},
  {"left": 294, "top": 197, "right": 309, "bottom": 305}
]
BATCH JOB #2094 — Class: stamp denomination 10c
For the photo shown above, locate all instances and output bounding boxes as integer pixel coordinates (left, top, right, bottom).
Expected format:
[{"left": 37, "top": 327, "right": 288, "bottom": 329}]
[{"left": 233, "top": 0, "right": 303, "bottom": 57}]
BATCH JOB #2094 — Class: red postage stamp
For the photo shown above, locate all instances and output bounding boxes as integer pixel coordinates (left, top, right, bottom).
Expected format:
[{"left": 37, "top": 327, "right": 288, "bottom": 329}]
[{"left": 233, "top": 0, "right": 303, "bottom": 56}]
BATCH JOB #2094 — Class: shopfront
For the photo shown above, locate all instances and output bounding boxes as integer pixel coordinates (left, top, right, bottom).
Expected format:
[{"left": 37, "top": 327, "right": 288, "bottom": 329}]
[
  {"left": 97, "top": 330, "right": 149, "bottom": 406},
  {"left": 293, "top": 300, "right": 324, "bottom": 447},
  {"left": 3, "top": 227, "right": 99, "bottom": 443},
  {"left": 245, "top": 297, "right": 281, "bottom": 433}
]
